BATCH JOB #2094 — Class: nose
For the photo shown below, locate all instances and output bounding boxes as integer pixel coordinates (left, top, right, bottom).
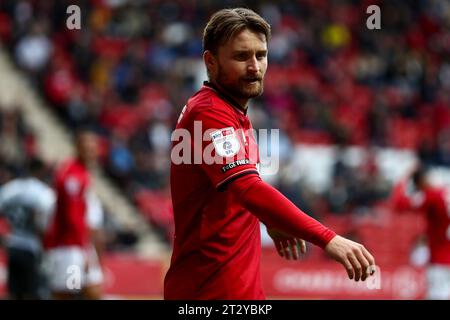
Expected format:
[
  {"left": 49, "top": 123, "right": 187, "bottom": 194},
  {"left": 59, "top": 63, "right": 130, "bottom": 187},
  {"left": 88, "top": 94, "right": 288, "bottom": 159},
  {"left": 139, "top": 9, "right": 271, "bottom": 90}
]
[{"left": 247, "top": 55, "right": 259, "bottom": 73}]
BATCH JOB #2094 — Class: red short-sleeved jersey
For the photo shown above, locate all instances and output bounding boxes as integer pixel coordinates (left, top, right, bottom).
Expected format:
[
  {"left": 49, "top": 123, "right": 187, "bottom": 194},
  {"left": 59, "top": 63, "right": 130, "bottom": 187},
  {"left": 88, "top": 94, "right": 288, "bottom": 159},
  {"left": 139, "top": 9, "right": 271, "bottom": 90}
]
[
  {"left": 164, "top": 82, "right": 265, "bottom": 299},
  {"left": 422, "top": 188, "right": 450, "bottom": 265},
  {"left": 44, "top": 159, "right": 90, "bottom": 249},
  {"left": 391, "top": 180, "right": 450, "bottom": 265}
]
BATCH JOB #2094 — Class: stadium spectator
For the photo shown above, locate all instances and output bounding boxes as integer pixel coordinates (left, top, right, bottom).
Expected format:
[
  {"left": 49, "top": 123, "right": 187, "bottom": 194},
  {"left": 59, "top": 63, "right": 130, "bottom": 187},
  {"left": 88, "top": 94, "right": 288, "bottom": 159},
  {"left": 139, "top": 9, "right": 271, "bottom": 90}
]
[
  {"left": 164, "top": 8, "right": 376, "bottom": 300},
  {"left": 0, "top": 157, "right": 55, "bottom": 300},
  {"left": 44, "top": 128, "right": 105, "bottom": 300},
  {"left": 2, "top": 1, "right": 450, "bottom": 298},
  {"left": 14, "top": 20, "right": 52, "bottom": 75},
  {"left": 0, "top": 109, "right": 30, "bottom": 173},
  {"left": 2, "top": 0, "right": 450, "bottom": 228},
  {"left": 391, "top": 164, "right": 450, "bottom": 299}
]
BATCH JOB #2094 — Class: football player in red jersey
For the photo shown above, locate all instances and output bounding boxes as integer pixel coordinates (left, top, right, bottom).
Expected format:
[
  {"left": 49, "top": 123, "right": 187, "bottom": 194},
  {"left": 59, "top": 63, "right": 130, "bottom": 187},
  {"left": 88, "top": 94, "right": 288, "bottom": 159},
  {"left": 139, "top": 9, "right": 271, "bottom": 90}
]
[
  {"left": 391, "top": 165, "right": 450, "bottom": 299},
  {"left": 44, "top": 129, "right": 105, "bottom": 299},
  {"left": 164, "top": 8, "right": 376, "bottom": 299}
]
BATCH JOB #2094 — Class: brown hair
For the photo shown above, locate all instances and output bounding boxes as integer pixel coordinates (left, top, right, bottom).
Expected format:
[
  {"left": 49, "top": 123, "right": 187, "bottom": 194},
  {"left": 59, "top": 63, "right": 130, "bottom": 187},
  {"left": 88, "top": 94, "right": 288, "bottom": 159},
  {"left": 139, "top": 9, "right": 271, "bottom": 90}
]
[{"left": 203, "top": 8, "right": 271, "bottom": 54}]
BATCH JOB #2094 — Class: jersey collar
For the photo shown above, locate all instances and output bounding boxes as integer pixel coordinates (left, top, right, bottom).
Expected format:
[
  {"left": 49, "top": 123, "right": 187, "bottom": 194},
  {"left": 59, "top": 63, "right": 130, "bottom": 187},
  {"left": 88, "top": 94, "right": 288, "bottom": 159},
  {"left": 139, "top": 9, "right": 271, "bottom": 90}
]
[{"left": 203, "top": 81, "right": 247, "bottom": 116}]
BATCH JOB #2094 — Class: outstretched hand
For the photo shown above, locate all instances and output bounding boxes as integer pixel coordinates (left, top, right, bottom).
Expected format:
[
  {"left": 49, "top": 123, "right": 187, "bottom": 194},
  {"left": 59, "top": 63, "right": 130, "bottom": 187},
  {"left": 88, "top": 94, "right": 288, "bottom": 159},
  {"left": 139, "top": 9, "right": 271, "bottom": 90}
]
[
  {"left": 267, "top": 228, "right": 306, "bottom": 260},
  {"left": 325, "top": 235, "right": 376, "bottom": 282}
]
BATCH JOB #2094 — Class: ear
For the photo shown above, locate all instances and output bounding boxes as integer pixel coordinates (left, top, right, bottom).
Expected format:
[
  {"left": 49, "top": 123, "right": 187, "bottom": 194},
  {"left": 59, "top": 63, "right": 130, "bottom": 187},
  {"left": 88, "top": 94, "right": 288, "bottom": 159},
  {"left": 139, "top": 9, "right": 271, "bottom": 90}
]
[{"left": 203, "top": 50, "right": 217, "bottom": 76}]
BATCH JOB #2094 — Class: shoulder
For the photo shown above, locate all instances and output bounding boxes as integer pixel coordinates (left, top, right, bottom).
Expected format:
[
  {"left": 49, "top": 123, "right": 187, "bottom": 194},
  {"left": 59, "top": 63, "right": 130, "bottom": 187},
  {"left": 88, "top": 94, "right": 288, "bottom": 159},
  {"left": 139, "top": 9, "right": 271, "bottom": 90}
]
[
  {"left": 27, "top": 178, "right": 53, "bottom": 194},
  {"left": 188, "top": 86, "right": 234, "bottom": 119},
  {"left": 57, "top": 159, "right": 87, "bottom": 176},
  {"left": 56, "top": 159, "right": 76, "bottom": 175},
  {"left": 188, "top": 86, "right": 214, "bottom": 110},
  {"left": 55, "top": 159, "right": 89, "bottom": 189},
  {"left": 425, "top": 187, "right": 447, "bottom": 204},
  {"left": 428, "top": 186, "right": 445, "bottom": 196},
  {"left": 0, "top": 179, "right": 24, "bottom": 192},
  {"left": 0, "top": 179, "right": 24, "bottom": 201}
]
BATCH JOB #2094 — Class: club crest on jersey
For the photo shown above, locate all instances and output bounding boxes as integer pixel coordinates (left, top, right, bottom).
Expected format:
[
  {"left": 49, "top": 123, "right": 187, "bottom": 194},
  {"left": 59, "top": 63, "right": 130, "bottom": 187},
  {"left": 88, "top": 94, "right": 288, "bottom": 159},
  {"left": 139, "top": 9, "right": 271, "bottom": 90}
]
[
  {"left": 65, "top": 176, "right": 81, "bottom": 195},
  {"left": 210, "top": 127, "right": 240, "bottom": 157}
]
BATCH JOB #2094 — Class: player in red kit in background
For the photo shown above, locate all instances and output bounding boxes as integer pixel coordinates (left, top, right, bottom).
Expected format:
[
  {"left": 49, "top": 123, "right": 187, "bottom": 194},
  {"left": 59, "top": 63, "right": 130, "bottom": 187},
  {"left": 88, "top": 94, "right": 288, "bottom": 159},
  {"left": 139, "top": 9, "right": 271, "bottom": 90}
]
[
  {"left": 164, "top": 8, "right": 376, "bottom": 300},
  {"left": 391, "top": 164, "right": 450, "bottom": 299},
  {"left": 44, "top": 129, "right": 105, "bottom": 300}
]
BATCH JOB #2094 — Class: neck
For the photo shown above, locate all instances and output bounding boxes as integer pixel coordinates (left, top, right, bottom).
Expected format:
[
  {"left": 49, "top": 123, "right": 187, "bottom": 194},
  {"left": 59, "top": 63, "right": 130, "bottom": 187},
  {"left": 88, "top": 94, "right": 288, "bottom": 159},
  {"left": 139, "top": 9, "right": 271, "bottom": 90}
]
[
  {"left": 77, "top": 156, "right": 93, "bottom": 169},
  {"left": 209, "top": 79, "right": 248, "bottom": 111}
]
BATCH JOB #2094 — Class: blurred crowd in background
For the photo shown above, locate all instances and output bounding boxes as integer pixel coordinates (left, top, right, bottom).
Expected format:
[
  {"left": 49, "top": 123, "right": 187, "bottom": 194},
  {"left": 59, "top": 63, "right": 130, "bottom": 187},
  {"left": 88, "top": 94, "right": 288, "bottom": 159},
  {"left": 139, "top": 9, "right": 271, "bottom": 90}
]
[{"left": 0, "top": 0, "right": 450, "bottom": 246}]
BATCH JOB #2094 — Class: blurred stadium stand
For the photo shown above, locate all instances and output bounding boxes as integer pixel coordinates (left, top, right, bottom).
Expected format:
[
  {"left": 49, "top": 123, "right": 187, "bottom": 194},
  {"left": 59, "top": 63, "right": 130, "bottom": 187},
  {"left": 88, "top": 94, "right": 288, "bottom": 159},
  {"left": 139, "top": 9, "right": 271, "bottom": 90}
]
[{"left": 0, "top": 0, "right": 450, "bottom": 299}]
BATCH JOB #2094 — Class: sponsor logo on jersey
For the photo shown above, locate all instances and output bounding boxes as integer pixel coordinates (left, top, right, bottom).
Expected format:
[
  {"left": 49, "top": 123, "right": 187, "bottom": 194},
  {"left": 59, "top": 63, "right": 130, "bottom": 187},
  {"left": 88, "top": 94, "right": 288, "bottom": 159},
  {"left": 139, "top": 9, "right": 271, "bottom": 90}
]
[
  {"left": 210, "top": 127, "right": 240, "bottom": 157},
  {"left": 221, "top": 159, "right": 250, "bottom": 173}
]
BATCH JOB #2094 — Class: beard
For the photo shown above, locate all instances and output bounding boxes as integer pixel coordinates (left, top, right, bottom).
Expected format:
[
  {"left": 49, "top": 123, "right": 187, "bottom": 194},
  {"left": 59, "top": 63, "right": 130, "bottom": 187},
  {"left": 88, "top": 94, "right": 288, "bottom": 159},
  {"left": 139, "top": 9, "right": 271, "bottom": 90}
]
[{"left": 216, "top": 63, "right": 264, "bottom": 102}]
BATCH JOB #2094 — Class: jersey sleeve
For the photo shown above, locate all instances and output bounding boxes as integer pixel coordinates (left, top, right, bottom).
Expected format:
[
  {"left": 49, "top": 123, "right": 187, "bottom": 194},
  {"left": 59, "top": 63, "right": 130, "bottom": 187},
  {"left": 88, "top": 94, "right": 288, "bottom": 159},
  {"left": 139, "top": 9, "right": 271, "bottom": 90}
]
[
  {"left": 229, "top": 173, "right": 336, "bottom": 248},
  {"left": 193, "top": 107, "right": 259, "bottom": 190},
  {"left": 85, "top": 189, "right": 104, "bottom": 230}
]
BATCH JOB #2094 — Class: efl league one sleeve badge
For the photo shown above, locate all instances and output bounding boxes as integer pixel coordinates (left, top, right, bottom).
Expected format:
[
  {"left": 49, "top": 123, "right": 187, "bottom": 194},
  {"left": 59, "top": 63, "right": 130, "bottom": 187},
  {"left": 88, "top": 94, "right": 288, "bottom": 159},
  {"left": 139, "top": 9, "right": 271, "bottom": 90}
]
[{"left": 210, "top": 127, "right": 241, "bottom": 157}]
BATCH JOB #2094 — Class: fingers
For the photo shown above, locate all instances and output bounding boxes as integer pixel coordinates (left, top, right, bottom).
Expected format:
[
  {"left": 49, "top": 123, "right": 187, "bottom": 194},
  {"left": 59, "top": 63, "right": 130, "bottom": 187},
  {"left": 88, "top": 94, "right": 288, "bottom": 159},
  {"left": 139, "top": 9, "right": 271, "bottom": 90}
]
[
  {"left": 274, "top": 240, "right": 284, "bottom": 258},
  {"left": 341, "top": 257, "right": 354, "bottom": 280},
  {"left": 282, "top": 240, "right": 292, "bottom": 260},
  {"left": 361, "top": 247, "right": 376, "bottom": 275},
  {"left": 274, "top": 238, "right": 307, "bottom": 261},
  {"left": 367, "top": 264, "right": 377, "bottom": 278},
  {"left": 325, "top": 235, "right": 377, "bottom": 282},
  {"left": 274, "top": 240, "right": 292, "bottom": 260},
  {"left": 287, "top": 239, "right": 306, "bottom": 260},
  {"left": 347, "top": 245, "right": 376, "bottom": 282},
  {"left": 290, "top": 239, "right": 299, "bottom": 260},
  {"left": 298, "top": 239, "right": 307, "bottom": 254},
  {"left": 354, "top": 249, "right": 371, "bottom": 281},
  {"left": 347, "top": 254, "right": 363, "bottom": 281}
]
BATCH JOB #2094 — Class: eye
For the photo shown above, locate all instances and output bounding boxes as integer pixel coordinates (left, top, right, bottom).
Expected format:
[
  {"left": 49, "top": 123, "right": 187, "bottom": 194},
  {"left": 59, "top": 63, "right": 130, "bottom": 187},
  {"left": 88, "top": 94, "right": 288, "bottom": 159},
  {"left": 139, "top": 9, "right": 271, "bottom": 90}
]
[
  {"left": 256, "top": 52, "right": 267, "bottom": 60},
  {"left": 234, "top": 53, "right": 248, "bottom": 61}
]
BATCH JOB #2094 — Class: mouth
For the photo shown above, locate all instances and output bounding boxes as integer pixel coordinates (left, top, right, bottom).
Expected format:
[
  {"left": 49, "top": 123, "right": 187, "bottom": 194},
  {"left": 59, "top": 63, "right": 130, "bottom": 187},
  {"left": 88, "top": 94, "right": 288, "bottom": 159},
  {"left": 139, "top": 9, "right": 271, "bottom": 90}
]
[{"left": 242, "top": 77, "right": 261, "bottom": 84}]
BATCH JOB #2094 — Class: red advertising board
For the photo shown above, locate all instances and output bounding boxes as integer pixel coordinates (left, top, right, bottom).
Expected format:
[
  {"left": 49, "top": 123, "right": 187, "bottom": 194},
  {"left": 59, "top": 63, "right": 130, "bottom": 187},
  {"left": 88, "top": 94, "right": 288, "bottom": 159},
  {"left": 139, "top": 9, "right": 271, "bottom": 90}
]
[
  {"left": 0, "top": 248, "right": 427, "bottom": 299},
  {"left": 101, "top": 253, "right": 164, "bottom": 298},
  {"left": 0, "top": 249, "right": 164, "bottom": 299},
  {"left": 261, "top": 249, "right": 427, "bottom": 299}
]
